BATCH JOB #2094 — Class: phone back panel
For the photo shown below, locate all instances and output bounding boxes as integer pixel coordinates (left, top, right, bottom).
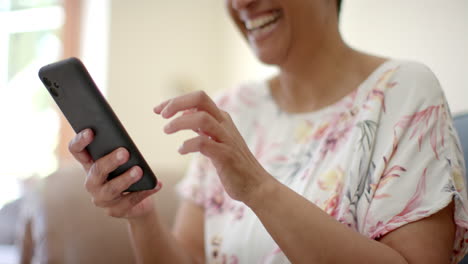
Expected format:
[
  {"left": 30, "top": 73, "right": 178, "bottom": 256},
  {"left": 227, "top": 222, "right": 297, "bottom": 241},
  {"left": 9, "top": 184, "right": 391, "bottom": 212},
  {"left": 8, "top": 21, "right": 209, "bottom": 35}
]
[{"left": 38, "top": 57, "right": 157, "bottom": 191}]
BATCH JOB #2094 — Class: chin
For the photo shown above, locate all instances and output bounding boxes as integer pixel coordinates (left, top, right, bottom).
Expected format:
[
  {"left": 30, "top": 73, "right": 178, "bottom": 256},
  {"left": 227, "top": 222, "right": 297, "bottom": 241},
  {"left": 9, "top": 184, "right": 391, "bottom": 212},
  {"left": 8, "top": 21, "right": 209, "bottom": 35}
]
[
  {"left": 256, "top": 53, "right": 282, "bottom": 66},
  {"left": 253, "top": 45, "right": 288, "bottom": 66}
]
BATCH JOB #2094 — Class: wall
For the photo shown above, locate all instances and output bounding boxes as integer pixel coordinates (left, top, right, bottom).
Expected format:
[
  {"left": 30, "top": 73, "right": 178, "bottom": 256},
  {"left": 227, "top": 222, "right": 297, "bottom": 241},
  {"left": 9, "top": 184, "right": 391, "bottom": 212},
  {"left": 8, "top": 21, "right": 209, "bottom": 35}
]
[
  {"left": 103, "top": 0, "right": 468, "bottom": 173},
  {"left": 80, "top": 0, "right": 110, "bottom": 94},
  {"left": 106, "top": 0, "right": 234, "bottom": 172},
  {"left": 340, "top": 0, "right": 468, "bottom": 113}
]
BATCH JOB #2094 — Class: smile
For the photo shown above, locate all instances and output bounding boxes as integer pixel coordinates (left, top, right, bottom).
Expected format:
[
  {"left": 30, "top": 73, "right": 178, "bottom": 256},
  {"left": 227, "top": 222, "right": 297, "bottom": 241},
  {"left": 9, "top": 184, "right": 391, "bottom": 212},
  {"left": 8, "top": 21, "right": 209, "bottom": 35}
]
[{"left": 244, "top": 10, "right": 282, "bottom": 31}]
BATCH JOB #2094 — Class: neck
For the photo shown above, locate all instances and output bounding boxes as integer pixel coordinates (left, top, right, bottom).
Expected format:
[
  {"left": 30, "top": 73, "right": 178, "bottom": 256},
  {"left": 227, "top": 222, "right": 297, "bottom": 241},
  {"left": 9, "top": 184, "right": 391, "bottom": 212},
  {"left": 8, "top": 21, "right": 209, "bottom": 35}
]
[{"left": 271, "top": 31, "right": 375, "bottom": 113}]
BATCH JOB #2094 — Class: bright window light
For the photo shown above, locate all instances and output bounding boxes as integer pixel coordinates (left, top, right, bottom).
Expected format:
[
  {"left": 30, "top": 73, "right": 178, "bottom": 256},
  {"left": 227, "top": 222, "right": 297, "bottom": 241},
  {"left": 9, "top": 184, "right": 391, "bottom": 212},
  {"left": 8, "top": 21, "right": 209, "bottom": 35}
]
[
  {"left": 0, "top": 1, "right": 63, "bottom": 209},
  {"left": 0, "top": 6, "right": 64, "bottom": 33}
]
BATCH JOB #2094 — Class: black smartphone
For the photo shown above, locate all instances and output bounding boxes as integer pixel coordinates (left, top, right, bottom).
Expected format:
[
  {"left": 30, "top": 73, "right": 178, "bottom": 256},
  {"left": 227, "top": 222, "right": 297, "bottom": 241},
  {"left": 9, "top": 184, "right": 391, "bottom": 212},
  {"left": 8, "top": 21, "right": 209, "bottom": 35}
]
[{"left": 38, "top": 57, "right": 157, "bottom": 192}]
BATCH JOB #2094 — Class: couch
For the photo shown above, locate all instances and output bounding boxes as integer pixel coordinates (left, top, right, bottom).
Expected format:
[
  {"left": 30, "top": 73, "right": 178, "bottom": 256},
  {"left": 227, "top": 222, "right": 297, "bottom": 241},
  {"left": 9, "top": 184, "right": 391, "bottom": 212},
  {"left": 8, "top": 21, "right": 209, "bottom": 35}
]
[{"left": 17, "top": 165, "right": 184, "bottom": 264}]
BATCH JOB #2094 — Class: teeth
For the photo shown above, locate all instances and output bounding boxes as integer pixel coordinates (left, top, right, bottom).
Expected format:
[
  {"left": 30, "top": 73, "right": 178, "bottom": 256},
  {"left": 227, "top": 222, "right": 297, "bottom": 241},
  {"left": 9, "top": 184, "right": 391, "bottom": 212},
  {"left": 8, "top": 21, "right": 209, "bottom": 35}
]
[
  {"left": 245, "top": 11, "right": 281, "bottom": 31},
  {"left": 251, "top": 21, "right": 277, "bottom": 37}
]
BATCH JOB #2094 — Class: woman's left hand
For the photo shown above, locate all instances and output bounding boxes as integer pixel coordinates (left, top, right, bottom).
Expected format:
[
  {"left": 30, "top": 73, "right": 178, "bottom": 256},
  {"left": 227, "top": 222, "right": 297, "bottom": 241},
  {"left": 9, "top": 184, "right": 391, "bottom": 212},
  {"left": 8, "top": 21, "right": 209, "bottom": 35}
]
[{"left": 154, "top": 91, "right": 273, "bottom": 203}]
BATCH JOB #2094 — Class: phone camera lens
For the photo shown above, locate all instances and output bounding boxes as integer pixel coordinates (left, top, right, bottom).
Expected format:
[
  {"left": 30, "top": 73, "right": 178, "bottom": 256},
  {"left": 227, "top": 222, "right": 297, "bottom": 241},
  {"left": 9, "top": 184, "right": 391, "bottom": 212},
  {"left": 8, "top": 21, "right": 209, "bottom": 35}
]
[
  {"left": 42, "top": 77, "right": 52, "bottom": 87},
  {"left": 49, "top": 87, "right": 59, "bottom": 97}
]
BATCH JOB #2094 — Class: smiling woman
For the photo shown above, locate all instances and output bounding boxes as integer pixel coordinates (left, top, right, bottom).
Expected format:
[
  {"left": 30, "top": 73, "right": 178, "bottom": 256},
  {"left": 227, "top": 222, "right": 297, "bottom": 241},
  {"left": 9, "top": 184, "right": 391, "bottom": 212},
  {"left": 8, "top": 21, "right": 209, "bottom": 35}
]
[{"left": 67, "top": 0, "right": 468, "bottom": 264}]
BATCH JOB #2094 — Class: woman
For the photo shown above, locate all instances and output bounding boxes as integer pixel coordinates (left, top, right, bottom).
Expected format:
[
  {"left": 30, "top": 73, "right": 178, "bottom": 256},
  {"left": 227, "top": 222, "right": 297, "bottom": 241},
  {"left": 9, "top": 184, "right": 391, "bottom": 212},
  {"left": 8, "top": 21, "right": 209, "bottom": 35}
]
[{"left": 69, "top": 0, "right": 468, "bottom": 263}]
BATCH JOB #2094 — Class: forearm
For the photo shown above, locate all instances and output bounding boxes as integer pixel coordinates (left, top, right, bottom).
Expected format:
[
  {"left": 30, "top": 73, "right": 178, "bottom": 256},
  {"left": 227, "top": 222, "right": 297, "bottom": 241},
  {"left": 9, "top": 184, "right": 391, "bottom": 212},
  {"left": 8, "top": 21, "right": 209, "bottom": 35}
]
[
  {"left": 19, "top": 219, "right": 34, "bottom": 264},
  {"left": 128, "top": 209, "right": 196, "bottom": 264},
  {"left": 246, "top": 178, "right": 408, "bottom": 264}
]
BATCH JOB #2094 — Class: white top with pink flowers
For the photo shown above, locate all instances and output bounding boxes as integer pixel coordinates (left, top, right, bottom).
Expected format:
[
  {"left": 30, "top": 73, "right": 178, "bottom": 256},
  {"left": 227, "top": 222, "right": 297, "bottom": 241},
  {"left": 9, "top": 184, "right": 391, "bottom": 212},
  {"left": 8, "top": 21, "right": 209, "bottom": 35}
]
[{"left": 177, "top": 60, "right": 468, "bottom": 263}]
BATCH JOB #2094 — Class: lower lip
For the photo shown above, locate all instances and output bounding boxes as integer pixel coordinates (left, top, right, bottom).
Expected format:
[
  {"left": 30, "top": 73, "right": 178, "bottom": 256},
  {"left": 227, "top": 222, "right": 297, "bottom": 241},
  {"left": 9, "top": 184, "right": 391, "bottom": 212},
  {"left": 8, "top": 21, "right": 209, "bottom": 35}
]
[{"left": 247, "top": 17, "right": 282, "bottom": 43}]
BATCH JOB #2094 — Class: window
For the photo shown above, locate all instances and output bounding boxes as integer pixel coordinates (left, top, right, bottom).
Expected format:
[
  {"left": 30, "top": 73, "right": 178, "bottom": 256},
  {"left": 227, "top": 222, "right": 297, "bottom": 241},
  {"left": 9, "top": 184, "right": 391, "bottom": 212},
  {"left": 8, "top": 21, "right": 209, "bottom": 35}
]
[{"left": 0, "top": 0, "right": 65, "bottom": 208}]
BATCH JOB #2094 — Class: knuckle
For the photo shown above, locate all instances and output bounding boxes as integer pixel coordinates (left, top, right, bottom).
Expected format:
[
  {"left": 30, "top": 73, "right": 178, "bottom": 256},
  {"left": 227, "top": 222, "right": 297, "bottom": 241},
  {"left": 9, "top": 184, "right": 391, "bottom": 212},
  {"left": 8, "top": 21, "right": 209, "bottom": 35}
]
[
  {"left": 89, "top": 163, "right": 100, "bottom": 178},
  {"left": 106, "top": 182, "right": 121, "bottom": 197},
  {"left": 198, "top": 112, "right": 211, "bottom": 123},
  {"left": 198, "top": 137, "right": 211, "bottom": 152},
  {"left": 196, "top": 90, "right": 208, "bottom": 101},
  {"left": 68, "top": 137, "right": 82, "bottom": 153},
  {"left": 84, "top": 177, "right": 93, "bottom": 192},
  {"left": 197, "top": 137, "right": 207, "bottom": 149},
  {"left": 68, "top": 139, "right": 75, "bottom": 152},
  {"left": 221, "top": 110, "right": 231, "bottom": 120}
]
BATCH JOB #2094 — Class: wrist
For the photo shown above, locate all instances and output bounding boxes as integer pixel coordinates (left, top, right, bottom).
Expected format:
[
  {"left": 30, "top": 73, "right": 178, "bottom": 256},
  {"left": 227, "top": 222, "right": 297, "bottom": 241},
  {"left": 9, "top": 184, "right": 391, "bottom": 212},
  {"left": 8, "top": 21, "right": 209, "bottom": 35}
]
[
  {"left": 244, "top": 173, "right": 281, "bottom": 210},
  {"left": 128, "top": 207, "right": 158, "bottom": 227}
]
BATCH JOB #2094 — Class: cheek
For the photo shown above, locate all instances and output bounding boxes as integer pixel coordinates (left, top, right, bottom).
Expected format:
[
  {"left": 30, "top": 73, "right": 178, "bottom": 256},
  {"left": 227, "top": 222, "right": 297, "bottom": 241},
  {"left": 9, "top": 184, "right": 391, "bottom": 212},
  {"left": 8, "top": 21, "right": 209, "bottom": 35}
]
[
  {"left": 226, "top": 3, "right": 247, "bottom": 39},
  {"left": 234, "top": 19, "right": 247, "bottom": 40}
]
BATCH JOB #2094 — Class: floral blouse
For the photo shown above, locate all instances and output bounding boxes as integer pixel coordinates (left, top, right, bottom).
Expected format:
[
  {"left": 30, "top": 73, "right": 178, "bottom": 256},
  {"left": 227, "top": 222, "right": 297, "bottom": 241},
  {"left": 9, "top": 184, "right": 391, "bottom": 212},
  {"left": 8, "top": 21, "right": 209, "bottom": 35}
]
[{"left": 177, "top": 60, "right": 468, "bottom": 263}]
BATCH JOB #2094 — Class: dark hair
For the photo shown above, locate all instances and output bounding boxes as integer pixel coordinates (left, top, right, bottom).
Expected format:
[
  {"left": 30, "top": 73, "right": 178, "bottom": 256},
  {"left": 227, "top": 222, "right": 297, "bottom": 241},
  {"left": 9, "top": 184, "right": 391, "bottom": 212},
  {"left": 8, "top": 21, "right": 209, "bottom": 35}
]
[{"left": 337, "top": 0, "right": 342, "bottom": 15}]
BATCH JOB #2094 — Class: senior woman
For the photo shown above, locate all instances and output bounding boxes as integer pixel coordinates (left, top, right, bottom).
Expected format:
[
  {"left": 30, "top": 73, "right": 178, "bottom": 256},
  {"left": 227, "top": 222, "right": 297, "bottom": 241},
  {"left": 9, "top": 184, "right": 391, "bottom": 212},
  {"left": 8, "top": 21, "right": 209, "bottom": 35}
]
[{"left": 69, "top": 0, "right": 468, "bottom": 263}]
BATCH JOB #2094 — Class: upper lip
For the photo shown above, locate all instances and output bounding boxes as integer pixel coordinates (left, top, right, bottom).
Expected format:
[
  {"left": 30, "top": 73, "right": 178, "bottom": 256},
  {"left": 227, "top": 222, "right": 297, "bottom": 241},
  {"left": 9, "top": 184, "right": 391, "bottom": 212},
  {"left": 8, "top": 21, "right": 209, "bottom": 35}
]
[{"left": 239, "top": 9, "right": 281, "bottom": 23}]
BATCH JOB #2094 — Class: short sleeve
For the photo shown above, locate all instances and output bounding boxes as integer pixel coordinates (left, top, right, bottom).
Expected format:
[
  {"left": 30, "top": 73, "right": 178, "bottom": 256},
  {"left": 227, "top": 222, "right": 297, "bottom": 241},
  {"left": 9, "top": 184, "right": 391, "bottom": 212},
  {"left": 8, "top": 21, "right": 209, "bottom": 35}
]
[{"left": 362, "top": 62, "right": 468, "bottom": 262}]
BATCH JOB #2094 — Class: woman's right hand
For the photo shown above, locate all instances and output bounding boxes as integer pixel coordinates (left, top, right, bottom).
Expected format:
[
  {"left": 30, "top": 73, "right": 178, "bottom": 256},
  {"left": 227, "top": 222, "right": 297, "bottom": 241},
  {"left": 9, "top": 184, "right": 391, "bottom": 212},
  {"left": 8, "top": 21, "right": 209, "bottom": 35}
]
[{"left": 68, "top": 128, "right": 162, "bottom": 219}]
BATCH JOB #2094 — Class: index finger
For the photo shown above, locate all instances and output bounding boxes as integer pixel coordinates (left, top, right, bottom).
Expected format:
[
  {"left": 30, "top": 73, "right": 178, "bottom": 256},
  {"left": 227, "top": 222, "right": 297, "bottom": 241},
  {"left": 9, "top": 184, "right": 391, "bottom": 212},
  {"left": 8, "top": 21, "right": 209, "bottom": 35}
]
[
  {"left": 154, "top": 91, "right": 223, "bottom": 121},
  {"left": 69, "top": 129, "right": 94, "bottom": 171}
]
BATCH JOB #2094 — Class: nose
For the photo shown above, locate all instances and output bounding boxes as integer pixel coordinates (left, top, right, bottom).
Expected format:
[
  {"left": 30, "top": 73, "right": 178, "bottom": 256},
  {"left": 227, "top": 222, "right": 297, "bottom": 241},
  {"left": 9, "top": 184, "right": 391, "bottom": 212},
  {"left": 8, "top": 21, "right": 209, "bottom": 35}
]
[{"left": 230, "top": 0, "right": 256, "bottom": 10}]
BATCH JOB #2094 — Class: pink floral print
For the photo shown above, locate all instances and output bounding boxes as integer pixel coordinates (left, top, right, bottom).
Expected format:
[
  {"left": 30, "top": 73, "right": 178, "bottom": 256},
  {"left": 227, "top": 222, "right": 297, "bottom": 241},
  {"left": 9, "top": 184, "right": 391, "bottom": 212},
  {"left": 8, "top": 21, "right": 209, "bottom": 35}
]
[
  {"left": 394, "top": 104, "right": 448, "bottom": 159},
  {"left": 177, "top": 61, "right": 468, "bottom": 263}
]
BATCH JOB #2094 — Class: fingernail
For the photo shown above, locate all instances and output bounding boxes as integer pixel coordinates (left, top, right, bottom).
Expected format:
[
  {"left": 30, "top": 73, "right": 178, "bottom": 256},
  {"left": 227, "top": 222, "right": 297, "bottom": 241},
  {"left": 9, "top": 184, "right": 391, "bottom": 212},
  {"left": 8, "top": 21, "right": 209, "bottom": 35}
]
[
  {"left": 83, "top": 130, "right": 90, "bottom": 139},
  {"left": 156, "top": 181, "right": 163, "bottom": 190},
  {"left": 178, "top": 143, "right": 185, "bottom": 153},
  {"left": 116, "top": 149, "right": 126, "bottom": 161},
  {"left": 164, "top": 123, "right": 171, "bottom": 132},
  {"left": 130, "top": 167, "right": 139, "bottom": 178}
]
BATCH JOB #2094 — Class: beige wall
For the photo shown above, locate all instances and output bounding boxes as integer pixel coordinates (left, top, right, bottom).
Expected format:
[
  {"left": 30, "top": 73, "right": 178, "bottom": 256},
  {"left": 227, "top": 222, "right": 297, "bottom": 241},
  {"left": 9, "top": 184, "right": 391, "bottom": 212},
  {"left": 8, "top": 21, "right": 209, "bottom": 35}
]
[
  {"left": 340, "top": 0, "right": 468, "bottom": 113},
  {"left": 106, "top": 0, "right": 238, "bottom": 171},
  {"left": 102, "top": 0, "right": 468, "bottom": 173}
]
